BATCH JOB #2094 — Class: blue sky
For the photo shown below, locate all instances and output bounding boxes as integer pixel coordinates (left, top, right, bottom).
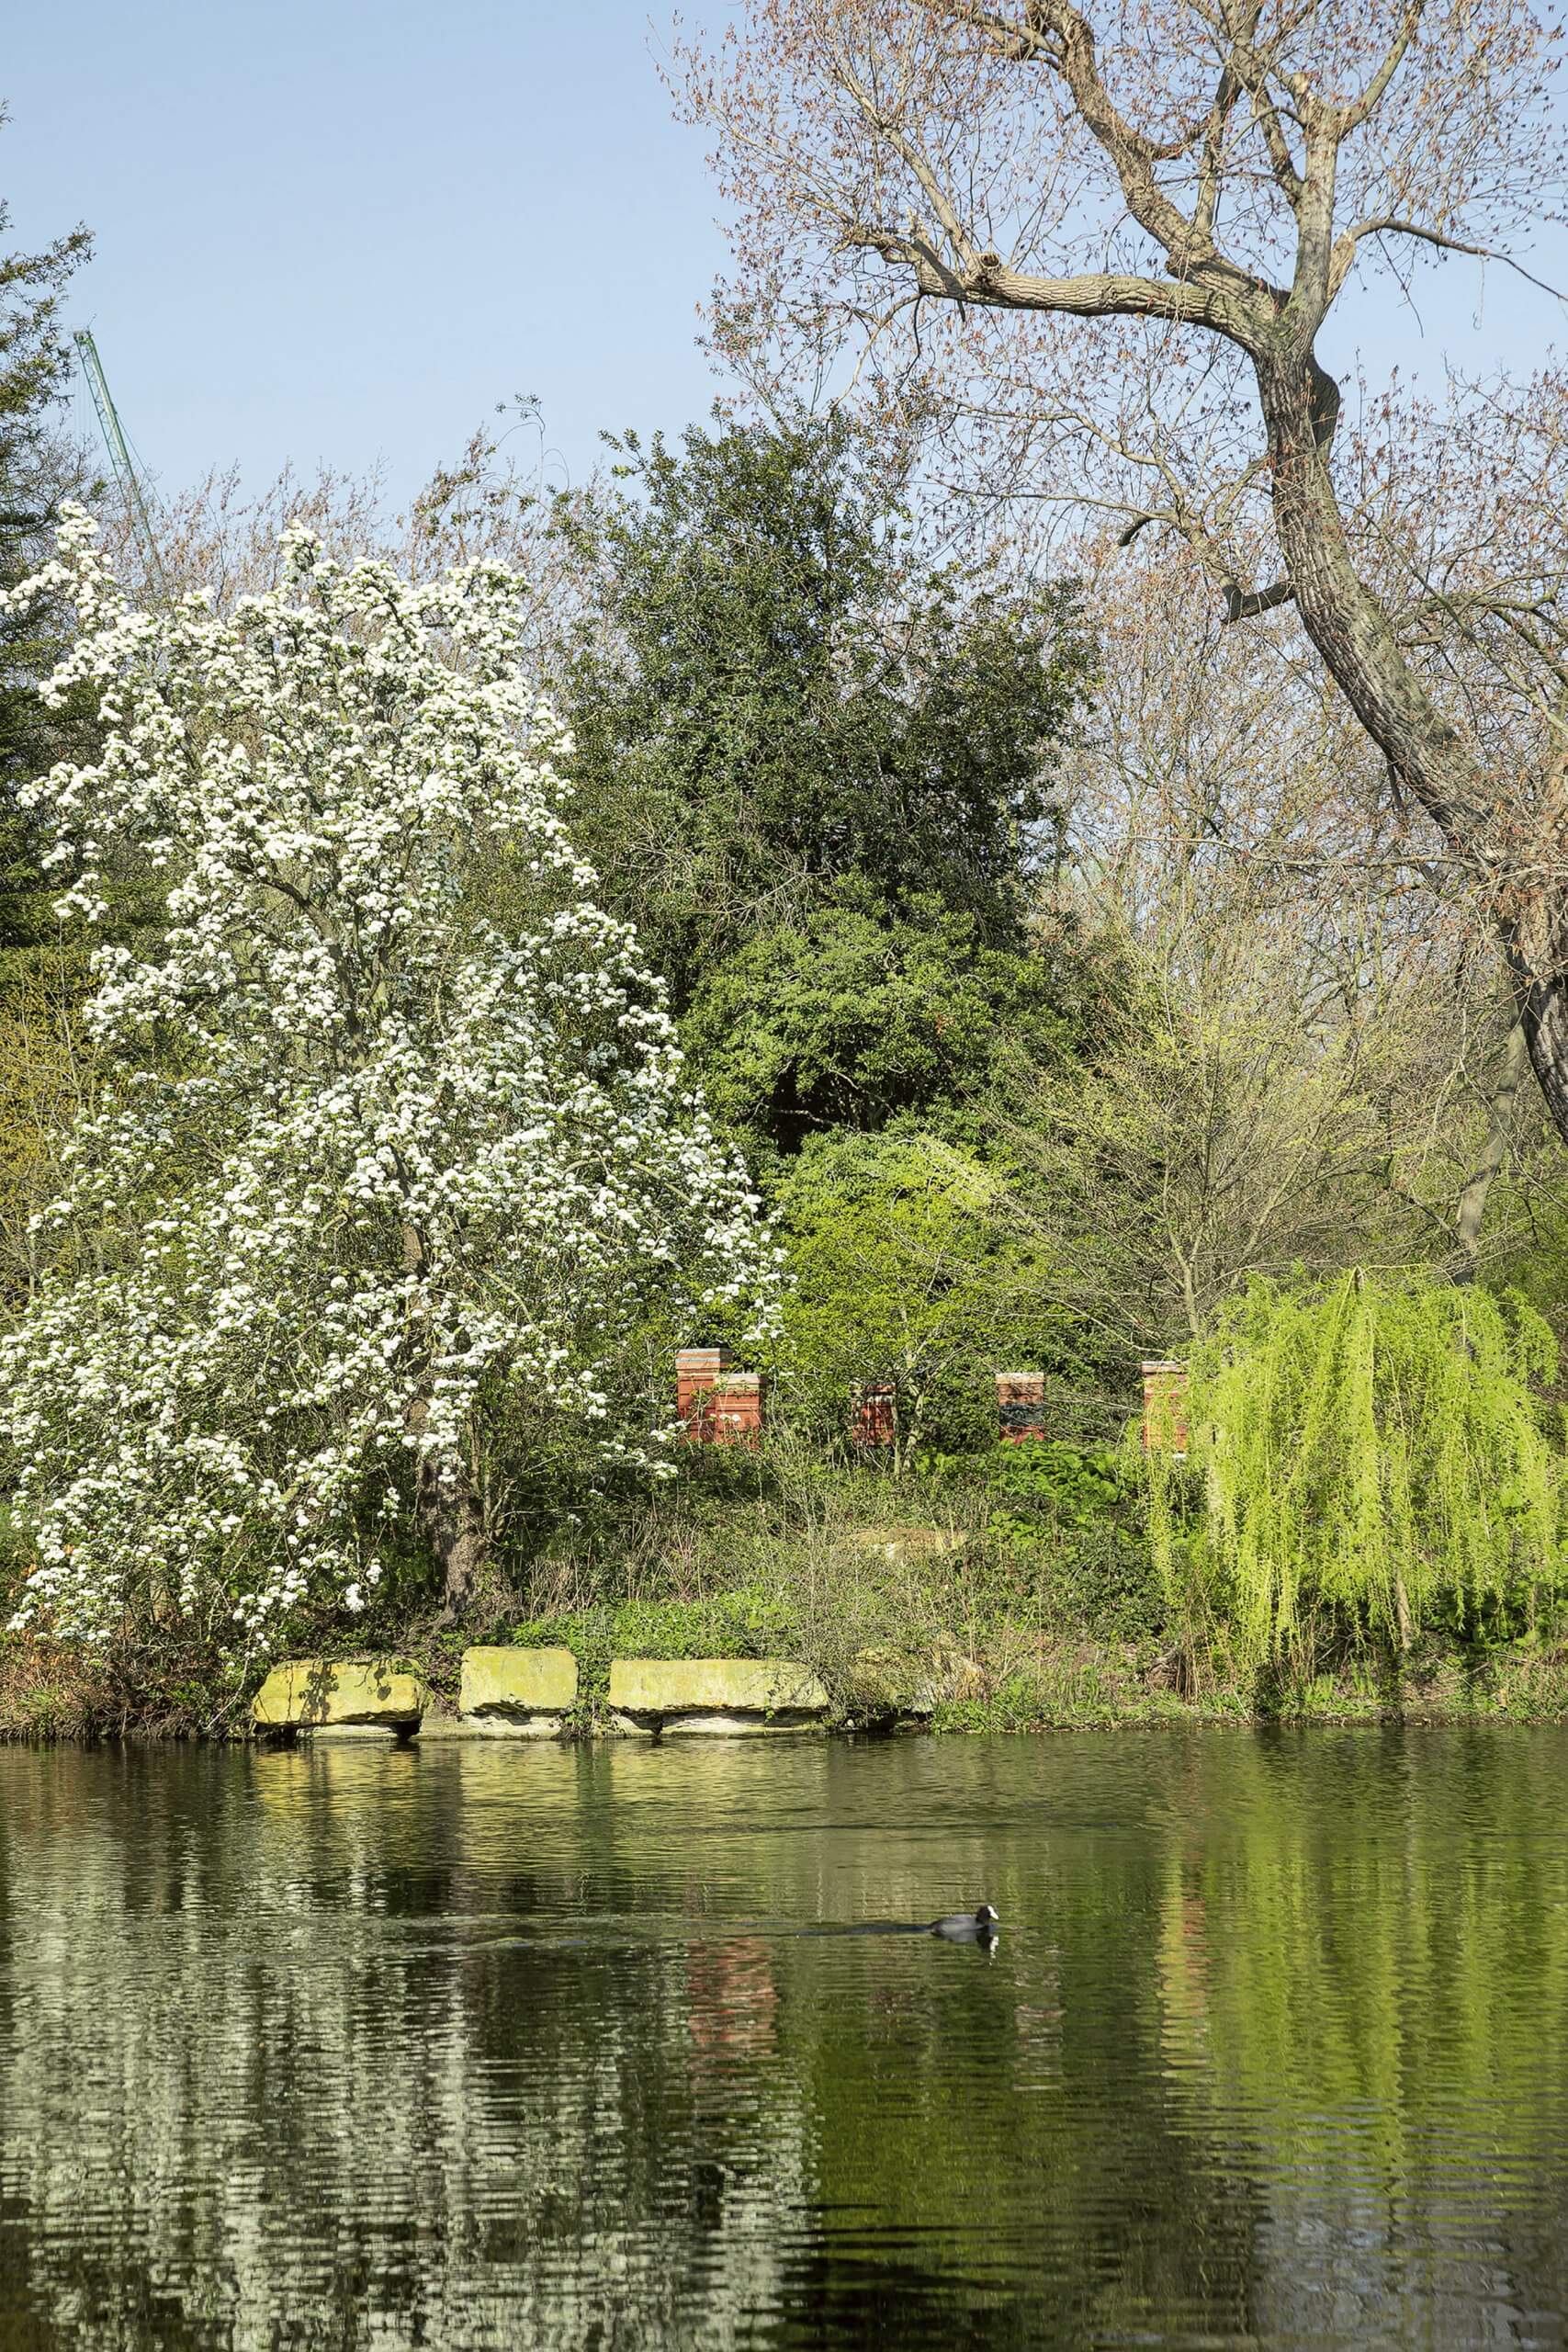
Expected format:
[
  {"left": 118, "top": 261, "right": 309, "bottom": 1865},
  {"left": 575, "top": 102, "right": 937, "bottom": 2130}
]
[
  {"left": 5, "top": 0, "right": 731, "bottom": 510},
  {"left": 5, "top": 1, "right": 1565, "bottom": 514}
]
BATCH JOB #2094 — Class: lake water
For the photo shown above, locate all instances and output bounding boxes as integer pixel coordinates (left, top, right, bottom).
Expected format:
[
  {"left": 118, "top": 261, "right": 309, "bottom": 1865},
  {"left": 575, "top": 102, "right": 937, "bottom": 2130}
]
[{"left": 2, "top": 1728, "right": 1567, "bottom": 2347}]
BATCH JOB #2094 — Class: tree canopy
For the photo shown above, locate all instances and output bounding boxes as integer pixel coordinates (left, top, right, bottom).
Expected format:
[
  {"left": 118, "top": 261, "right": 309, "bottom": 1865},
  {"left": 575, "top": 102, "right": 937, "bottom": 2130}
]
[
  {"left": 558, "top": 415, "right": 1095, "bottom": 1152},
  {"left": 563, "top": 420, "right": 1077, "bottom": 957},
  {"left": 0, "top": 162, "right": 92, "bottom": 964},
  {"left": 1145, "top": 1272, "right": 1563, "bottom": 1667},
  {"left": 677, "top": 1, "right": 1568, "bottom": 1153},
  {"left": 0, "top": 514, "right": 776, "bottom": 1642}
]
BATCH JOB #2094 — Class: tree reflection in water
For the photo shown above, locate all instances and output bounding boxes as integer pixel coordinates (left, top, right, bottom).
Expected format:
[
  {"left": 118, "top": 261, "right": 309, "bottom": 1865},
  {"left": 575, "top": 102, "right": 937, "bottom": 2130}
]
[{"left": 1, "top": 1729, "right": 1566, "bottom": 2347}]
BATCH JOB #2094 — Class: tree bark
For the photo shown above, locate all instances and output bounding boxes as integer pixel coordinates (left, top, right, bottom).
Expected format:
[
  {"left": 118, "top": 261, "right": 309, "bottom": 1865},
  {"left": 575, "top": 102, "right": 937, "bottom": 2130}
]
[
  {"left": 1502, "top": 936, "right": 1568, "bottom": 1148},
  {"left": 1255, "top": 340, "right": 1568, "bottom": 1149},
  {"left": 415, "top": 1444, "right": 486, "bottom": 1619},
  {"left": 405, "top": 1386, "right": 486, "bottom": 1615},
  {"left": 1453, "top": 1020, "right": 1529, "bottom": 1276},
  {"left": 400, "top": 1217, "right": 487, "bottom": 1615}
]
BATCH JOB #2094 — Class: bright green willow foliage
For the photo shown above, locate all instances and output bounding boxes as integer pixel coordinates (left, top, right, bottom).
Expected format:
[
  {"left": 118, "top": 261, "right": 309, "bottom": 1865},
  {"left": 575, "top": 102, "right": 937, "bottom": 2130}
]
[{"left": 1144, "top": 1274, "right": 1564, "bottom": 1662}]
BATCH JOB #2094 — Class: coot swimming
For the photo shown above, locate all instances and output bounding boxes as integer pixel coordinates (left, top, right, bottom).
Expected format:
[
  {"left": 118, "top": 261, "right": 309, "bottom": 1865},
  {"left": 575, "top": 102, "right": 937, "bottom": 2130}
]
[{"left": 931, "top": 1904, "right": 1000, "bottom": 1942}]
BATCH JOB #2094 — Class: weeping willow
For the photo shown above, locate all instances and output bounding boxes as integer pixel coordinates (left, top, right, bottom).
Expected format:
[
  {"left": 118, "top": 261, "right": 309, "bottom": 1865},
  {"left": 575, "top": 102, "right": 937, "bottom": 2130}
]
[{"left": 1144, "top": 1273, "right": 1564, "bottom": 1666}]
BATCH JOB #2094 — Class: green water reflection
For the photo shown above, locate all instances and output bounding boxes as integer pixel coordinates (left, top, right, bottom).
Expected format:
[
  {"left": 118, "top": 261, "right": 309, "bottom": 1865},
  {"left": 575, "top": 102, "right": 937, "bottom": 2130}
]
[{"left": 1, "top": 1729, "right": 1566, "bottom": 2346}]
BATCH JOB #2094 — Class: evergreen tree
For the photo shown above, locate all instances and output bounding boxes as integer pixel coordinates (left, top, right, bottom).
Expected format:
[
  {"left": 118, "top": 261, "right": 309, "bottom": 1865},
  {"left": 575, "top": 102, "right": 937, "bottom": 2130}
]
[
  {"left": 0, "top": 156, "right": 92, "bottom": 960},
  {"left": 558, "top": 417, "right": 1096, "bottom": 1148}
]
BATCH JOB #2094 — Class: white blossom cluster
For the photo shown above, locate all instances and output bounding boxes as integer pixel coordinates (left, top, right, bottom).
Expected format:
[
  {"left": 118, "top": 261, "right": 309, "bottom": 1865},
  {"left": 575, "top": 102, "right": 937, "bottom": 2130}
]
[{"left": 0, "top": 511, "right": 779, "bottom": 1649}]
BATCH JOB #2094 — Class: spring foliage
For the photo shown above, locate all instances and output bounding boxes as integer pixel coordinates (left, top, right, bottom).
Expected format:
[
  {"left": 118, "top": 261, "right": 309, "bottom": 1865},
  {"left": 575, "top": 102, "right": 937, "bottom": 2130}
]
[
  {"left": 1146, "top": 1274, "right": 1563, "bottom": 1663},
  {"left": 0, "top": 511, "right": 776, "bottom": 1649}
]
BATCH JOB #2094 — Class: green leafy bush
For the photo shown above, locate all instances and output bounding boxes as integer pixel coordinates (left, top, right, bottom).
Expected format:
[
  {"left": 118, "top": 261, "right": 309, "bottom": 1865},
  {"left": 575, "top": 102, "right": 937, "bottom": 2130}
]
[
  {"left": 918, "top": 1441, "right": 1163, "bottom": 1642},
  {"left": 685, "top": 896, "right": 1070, "bottom": 1148},
  {"left": 934, "top": 1438, "right": 1131, "bottom": 1529},
  {"left": 775, "top": 1133, "right": 1067, "bottom": 1466},
  {"left": 510, "top": 1589, "right": 800, "bottom": 1700}
]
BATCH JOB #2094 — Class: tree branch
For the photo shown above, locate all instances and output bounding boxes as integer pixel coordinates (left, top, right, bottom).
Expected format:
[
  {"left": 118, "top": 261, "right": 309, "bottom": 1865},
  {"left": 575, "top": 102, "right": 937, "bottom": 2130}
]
[
  {"left": 1223, "top": 577, "right": 1295, "bottom": 621},
  {"left": 1328, "top": 212, "right": 1568, "bottom": 303},
  {"left": 1213, "top": 1, "right": 1305, "bottom": 203},
  {"left": 934, "top": 0, "right": 1211, "bottom": 156},
  {"left": 832, "top": 47, "right": 984, "bottom": 276},
  {"left": 1193, "top": 60, "right": 1243, "bottom": 243},
  {"left": 925, "top": 0, "right": 1276, "bottom": 310},
  {"left": 1334, "top": 0, "right": 1427, "bottom": 134},
  {"left": 840, "top": 222, "right": 1254, "bottom": 336},
  {"left": 1031, "top": 0, "right": 1222, "bottom": 269}
]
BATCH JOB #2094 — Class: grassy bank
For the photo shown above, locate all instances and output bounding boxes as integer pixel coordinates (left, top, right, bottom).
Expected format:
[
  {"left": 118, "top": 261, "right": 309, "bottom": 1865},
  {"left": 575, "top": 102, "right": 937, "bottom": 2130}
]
[
  {"left": 9, "top": 1618, "right": 1568, "bottom": 1742},
  {"left": 6, "top": 1438, "right": 1568, "bottom": 1739}
]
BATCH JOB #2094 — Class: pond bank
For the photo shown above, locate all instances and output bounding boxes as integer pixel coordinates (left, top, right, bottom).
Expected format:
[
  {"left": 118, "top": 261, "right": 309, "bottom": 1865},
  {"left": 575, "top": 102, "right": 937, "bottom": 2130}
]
[{"left": 6, "top": 1621, "right": 1568, "bottom": 1743}]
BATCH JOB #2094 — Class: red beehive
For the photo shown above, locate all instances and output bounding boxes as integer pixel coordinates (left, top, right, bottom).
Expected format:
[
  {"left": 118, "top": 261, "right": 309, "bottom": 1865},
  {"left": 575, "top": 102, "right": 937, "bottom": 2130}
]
[
  {"left": 996, "top": 1371, "right": 1046, "bottom": 1443},
  {"left": 709, "top": 1371, "right": 763, "bottom": 1447},
  {"left": 677, "top": 1347, "right": 728, "bottom": 1431},
  {"left": 675, "top": 1348, "right": 763, "bottom": 1448},
  {"left": 851, "top": 1383, "right": 897, "bottom": 1447},
  {"left": 1140, "top": 1359, "right": 1189, "bottom": 1454}
]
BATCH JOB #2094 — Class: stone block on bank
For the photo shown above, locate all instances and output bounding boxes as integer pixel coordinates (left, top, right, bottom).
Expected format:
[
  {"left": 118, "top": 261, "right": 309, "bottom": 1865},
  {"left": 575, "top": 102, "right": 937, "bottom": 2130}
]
[
  {"left": 607, "top": 1657, "right": 829, "bottom": 1736},
  {"left": 412, "top": 1702, "right": 483, "bottom": 1740},
  {"left": 456, "top": 1645, "right": 578, "bottom": 1737},
  {"left": 252, "top": 1657, "right": 425, "bottom": 1736},
  {"left": 846, "top": 1639, "right": 985, "bottom": 1723},
  {"left": 851, "top": 1525, "right": 963, "bottom": 1566}
]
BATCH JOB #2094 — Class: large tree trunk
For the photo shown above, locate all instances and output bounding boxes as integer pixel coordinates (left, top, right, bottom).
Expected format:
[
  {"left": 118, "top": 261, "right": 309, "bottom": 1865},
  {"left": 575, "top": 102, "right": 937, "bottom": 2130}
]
[
  {"left": 416, "top": 1447, "right": 486, "bottom": 1618},
  {"left": 1503, "top": 930, "right": 1568, "bottom": 1148},
  {"left": 400, "top": 1217, "right": 488, "bottom": 1615},
  {"left": 1255, "top": 341, "right": 1568, "bottom": 1150},
  {"left": 406, "top": 1388, "right": 486, "bottom": 1615}
]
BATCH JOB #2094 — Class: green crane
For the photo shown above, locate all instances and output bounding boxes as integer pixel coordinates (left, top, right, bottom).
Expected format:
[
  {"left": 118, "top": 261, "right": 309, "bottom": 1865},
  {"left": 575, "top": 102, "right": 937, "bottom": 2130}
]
[{"left": 73, "top": 329, "right": 167, "bottom": 595}]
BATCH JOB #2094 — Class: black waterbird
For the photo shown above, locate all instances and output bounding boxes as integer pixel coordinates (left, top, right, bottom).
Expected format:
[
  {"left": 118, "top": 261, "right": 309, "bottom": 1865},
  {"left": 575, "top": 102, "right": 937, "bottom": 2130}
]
[
  {"left": 930, "top": 1904, "right": 1000, "bottom": 1944},
  {"left": 804, "top": 1902, "right": 1000, "bottom": 1945}
]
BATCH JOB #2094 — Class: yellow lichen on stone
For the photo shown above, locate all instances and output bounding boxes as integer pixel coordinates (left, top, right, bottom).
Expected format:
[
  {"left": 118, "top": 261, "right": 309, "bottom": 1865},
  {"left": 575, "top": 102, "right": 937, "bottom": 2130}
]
[
  {"left": 607, "top": 1657, "right": 829, "bottom": 1732},
  {"left": 458, "top": 1645, "right": 578, "bottom": 1719},
  {"left": 251, "top": 1657, "right": 425, "bottom": 1732}
]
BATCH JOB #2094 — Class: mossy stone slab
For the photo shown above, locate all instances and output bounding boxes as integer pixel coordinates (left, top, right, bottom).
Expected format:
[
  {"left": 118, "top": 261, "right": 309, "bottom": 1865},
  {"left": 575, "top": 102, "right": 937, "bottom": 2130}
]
[
  {"left": 252, "top": 1657, "right": 425, "bottom": 1733},
  {"left": 850, "top": 1525, "right": 962, "bottom": 1565},
  {"left": 458, "top": 1646, "right": 578, "bottom": 1723},
  {"left": 607, "top": 1657, "right": 829, "bottom": 1734},
  {"left": 847, "top": 1640, "right": 984, "bottom": 1721},
  {"left": 412, "top": 1704, "right": 485, "bottom": 1740}
]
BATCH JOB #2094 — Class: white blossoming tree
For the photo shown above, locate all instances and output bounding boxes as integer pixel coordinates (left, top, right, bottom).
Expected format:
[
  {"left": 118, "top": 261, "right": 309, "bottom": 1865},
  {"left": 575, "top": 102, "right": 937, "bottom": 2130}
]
[{"left": 0, "top": 510, "right": 777, "bottom": 1649}]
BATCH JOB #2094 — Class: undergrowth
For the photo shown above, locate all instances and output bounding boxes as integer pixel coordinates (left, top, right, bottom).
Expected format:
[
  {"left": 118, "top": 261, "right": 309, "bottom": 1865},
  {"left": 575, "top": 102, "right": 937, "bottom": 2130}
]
[{"left": 10, "top": 1407, "right": 1568, "bottom": 1737}]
